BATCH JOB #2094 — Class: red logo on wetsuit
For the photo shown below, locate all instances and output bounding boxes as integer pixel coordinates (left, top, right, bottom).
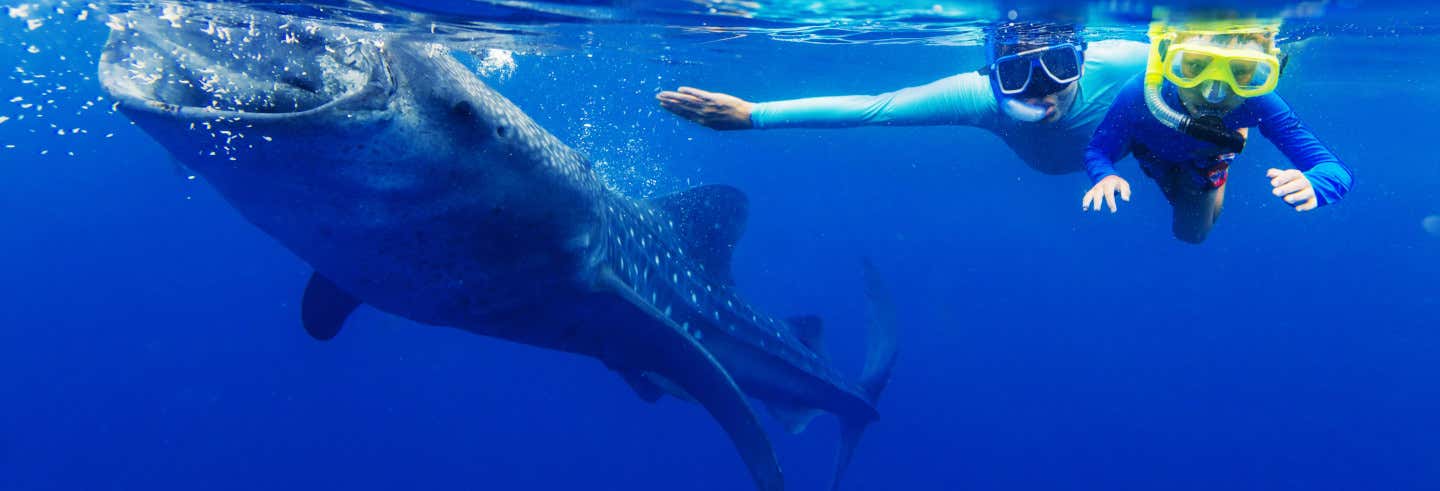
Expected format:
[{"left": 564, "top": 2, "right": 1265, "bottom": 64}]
[{"left": 1204, "top": 152, "right": 1236, "bottom": 188}]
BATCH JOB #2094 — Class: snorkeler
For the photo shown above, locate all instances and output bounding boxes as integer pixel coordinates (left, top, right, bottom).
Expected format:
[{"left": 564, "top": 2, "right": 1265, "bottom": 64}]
[
  {"left": 1080, "top": 17, "right": 1353, "bottom": 244},
  {"left": 656, "top": 23, "right": 1148, "bottom": 175}
]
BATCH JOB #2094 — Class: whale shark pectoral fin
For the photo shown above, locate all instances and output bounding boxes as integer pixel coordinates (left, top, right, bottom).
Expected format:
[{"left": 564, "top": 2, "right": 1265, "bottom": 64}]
[
  {"left": 639, "top": 371, "right": 697, "bottom": 403},
  {"left": 647, "top": 185, "right": 748, "bottom": 286},
  {"left": 614, "top": 369, "right": 665, "bottom": 403},
  {"left": 599, "top": 271, "right": 784, "bottom": 491},
  {"left": 639, "top": 320, "right": 784, "bottom": 491},
  {"left": 301, "top": 272, "right": 360, "bottom": 341},
  {"left": 610, "top": 367, "right": 702, "bottom": 404}
]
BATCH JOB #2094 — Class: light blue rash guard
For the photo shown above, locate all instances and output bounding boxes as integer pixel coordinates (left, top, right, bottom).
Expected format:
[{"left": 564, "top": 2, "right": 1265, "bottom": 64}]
[
  {"left": 1085, "top": 76, "right": 1354, "bottom": 206},
  {"left": 748, "top": 40, "right": 1150, "bottom": 175}
]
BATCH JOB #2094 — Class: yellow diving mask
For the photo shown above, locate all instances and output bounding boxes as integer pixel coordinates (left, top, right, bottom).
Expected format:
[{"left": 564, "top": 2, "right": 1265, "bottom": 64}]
[
  {"left": 1160, "top": 41, "right": 1281, "bottom": 97},
  {"left": 1140, "top": 12, "right": 1283, "bottom": 153}
]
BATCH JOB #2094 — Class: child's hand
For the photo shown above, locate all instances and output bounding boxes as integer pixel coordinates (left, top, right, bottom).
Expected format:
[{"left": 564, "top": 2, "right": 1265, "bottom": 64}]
[
  {"left": 1083, "top": 175, "right": 1131, "bottom": 213},
  {"left": 1267, "top": 168, "right": 1318, "bottom": 212}
]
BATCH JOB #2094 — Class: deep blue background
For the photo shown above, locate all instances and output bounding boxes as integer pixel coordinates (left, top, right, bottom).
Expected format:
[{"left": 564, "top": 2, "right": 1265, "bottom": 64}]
[{"left": 2, "top": 11, "right": 1438, "bottom": 491}]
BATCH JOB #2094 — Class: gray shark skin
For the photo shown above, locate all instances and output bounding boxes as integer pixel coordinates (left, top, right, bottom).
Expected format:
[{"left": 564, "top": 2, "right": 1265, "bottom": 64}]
[{"left": 98, "top": 14, "right": 896, "bottom": 491}]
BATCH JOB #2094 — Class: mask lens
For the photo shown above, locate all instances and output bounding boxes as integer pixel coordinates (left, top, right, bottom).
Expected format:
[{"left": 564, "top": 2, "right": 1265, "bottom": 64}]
[
  {"left": 1171, "top": 50, "right": 1215, "bottom": 82},
  {"left": 995, "top": 56, "right": 1033, "bottom": 94},
  {"left": 1039, "top": 46, "right": 1081, "bottom": 82},
  {"left": 1230, "top": 58, "right": 1272, "bottom": 91}
]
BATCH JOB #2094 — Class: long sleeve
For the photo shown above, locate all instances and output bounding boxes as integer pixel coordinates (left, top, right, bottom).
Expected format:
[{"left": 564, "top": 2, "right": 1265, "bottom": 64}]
[
  {"left": 749, "top": 72, "right": 994, "bottom": 129},
  {"left": 1083, "top": 77, "right": 1142, "bottom": 183},
  {"left": 1252, "top": 94, "right": 1354, "bottom": 206}
]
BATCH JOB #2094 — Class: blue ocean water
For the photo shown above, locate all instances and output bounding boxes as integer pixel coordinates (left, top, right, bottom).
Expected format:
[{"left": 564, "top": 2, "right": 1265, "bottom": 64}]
[{"left": 1, "top": 1, "right": 1438, "bottom": 490}]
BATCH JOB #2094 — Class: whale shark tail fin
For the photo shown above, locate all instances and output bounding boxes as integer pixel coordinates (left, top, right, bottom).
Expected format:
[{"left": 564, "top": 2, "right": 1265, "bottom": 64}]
[{"left": 830, "top": 257, "right": 899, "bottom": 491}]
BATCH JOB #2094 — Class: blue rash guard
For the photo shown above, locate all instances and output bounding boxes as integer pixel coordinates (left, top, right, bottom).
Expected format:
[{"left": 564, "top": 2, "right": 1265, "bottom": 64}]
[
  {"left": 1085, "top": 76, "right": 1354, "bottom": 206},
  {"left": 747, "top": 40, "right": 1149, "bottom": 175}
]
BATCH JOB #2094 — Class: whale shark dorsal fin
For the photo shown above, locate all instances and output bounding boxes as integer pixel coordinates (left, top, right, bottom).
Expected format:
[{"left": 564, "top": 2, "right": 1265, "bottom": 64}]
[
  {"left": 647, "top": 184, "right": 748, "bottom": 286},
  {"left": 301, "top": 272, "right": 360, "bottom": 341},
  {"left": 598, "top": 270, "right": 784, "bottom": 491}
]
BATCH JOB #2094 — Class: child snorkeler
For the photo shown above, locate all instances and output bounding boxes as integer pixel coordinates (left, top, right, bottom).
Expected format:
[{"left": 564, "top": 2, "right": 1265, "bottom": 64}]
[{"left": 1079, "top": 16, "right": 1353, "bottom": 243}]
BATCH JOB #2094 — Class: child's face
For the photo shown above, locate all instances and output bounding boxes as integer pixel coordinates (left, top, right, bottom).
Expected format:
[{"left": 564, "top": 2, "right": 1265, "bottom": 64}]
[{"left": 1174, "top": 33, "right": 1275, "bottom": 118}]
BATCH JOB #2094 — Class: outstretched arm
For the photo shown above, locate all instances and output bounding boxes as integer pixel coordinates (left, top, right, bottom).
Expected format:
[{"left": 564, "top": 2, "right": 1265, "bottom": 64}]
[
  {"left": 656, "top": 73, "right": 994, "bottom": 131},
  {"left": 1081, "top": 80, "right": 1140, "bottom": 212},
  {"left": 1253, "top": 94, "right": 1354, "bottom": 211}
]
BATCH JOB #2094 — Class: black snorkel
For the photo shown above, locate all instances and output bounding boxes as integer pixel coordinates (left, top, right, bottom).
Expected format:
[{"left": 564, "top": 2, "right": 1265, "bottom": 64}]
[{"left": 1184, "top": 114, "right": 1246, "bottom": 154}]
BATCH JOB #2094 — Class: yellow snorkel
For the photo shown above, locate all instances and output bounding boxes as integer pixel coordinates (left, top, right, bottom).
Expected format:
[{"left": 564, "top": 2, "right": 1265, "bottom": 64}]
[{"left": 1143, "top": 10, "right": 1282, "bottom": 154}]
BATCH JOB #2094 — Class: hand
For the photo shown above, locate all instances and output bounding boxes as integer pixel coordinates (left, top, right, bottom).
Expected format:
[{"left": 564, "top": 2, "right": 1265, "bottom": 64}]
[
  {"left": 1083, "top": 175, "right": 1132, "bottom": 213},
  {"left": 1266, "top": 168, "right": 1318, "bottom": 212},
  {"left": 656, "top": 87, "right": 754, "bottom": 130}
]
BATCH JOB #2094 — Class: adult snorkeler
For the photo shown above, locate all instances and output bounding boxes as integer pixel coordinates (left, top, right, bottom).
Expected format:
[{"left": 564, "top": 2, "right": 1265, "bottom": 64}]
[
  {"left": 656, "top": 22, "right": 1148, "bottom": 175},
  {"left": 1080, "top": 14, "right": 1353, "bottom": 243}
]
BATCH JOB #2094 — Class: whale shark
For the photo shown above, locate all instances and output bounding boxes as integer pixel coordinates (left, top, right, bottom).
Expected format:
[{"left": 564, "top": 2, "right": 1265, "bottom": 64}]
[{"left": 97, "top": 13, "right": 897, "bottom": 491}]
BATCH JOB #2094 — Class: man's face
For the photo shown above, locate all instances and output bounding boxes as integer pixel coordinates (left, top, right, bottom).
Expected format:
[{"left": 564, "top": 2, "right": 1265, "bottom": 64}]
[
  {"left": 1173, "top": 33, "right": 1275, "bottom": 118},
  {"left": 994, "top": 42, "right": 1083, "bottom": 124},
  {"left": 1026, "top": 79, "right": 1080, "bottom": 123}
]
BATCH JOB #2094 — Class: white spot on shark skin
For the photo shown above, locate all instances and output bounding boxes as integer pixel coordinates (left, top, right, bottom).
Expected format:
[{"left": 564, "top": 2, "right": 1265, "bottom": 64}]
[
  {"left": 693, "top": 329, "right": 703, "bottom": 340},
  {"left": 690, "top": 292, "right": 697, "bottom": 304},
  {"left": 663, "top": 305, "right": 671, "bottom": 317}
]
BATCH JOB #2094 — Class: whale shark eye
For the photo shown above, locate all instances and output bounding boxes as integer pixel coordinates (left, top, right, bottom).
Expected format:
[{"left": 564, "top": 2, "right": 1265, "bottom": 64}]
[{"left": 495, "top": 124, "right": 510, "bottom": 139}]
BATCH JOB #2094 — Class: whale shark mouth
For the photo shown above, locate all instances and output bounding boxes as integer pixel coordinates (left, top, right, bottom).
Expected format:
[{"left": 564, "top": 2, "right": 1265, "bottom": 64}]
[{"left": 98, "top": 13, "right": 391, "bottom": 119}]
